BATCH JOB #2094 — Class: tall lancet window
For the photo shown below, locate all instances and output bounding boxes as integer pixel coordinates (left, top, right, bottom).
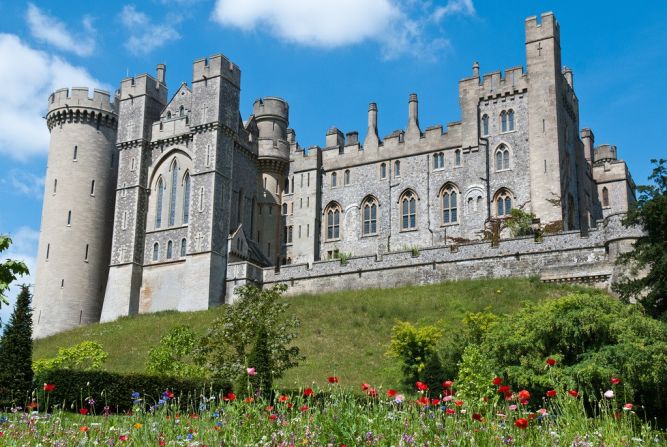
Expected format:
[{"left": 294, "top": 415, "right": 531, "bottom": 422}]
[
  {"left": 182, "top": 173, "right": 191, "bottom": 224},
  {"left": 168, "top": 160, "right": 179, "bottom": 226},
  {"left": 155, "top": 177, "right": 164, "bottom": 229}
]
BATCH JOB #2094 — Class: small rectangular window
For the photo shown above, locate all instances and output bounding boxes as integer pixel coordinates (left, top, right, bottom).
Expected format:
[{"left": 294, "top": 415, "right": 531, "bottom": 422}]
[
  {"left": 84, "top": 244, "right": 89, "bottom": 261},
  {"left": 307, "top": 224, "right": 310, "bottom": 237},
  {"left": 61, "top": 279, "right": 64, "bottom": 288},
  {"left": 90, "top": 180, "right": 95, "bottom": 196},
  {"left": 67, "top": 210, "right": 72, "bottom": 225},
  {"left": 46, "top": 243, "right": 50, "bottom": 260},
  {"left": 73, "top": 146, "right": 78, "bottom": 160},
  {"left": 53, "top": 179, "right": 57, "bottom": 194},
  {"left": 307, "top": 172, "right": 310, "bottom": 187}
]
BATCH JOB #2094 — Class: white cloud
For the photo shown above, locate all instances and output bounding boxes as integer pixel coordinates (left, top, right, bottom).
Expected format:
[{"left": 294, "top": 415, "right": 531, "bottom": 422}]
[
  {"left": 0, "top": 34, "right": 110, "bottom": 161},
  {"left": 3, "top": 169, "right": 45, "bottom": 200},
  {"left": 211, "top": 0, "right": 475, "bottom": 60},
  {"left": 26, "top": 3, "right": 96, "bottom": 57},
  {"left": 120, "top": 5, "right": 181, "bottom": 56},
  {"left": 0, "top": 227, "right": 38, "bottom": 327}
]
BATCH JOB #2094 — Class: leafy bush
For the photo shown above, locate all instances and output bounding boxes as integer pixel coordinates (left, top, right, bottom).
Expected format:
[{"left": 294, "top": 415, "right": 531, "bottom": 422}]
[
  {"left": 454, "top": 344, "right": 496, "bottom": 407},
  {"left": 34, "top": 369, "right": 230, "bottom": 413},
  {"left": 0, "top": 285, "right": 33, "bottom": 405},
  {"left": 196, "top": 285, "right": 302, "bottom": 385},
  {"left": 242, "top": 325, "right": 273, "bottom": 397},
  {"left": 145, "top": 326, "right": 207, "bottom": 378},
  {"left": 386, "top": 321, "right": 442, "bottom": 387},
  {"left": 481, "top": 292, "right": 667, "bottom": 420},
  {"left": 506, "top": 208, "right": 537, "bottom": 238},
  {"left": 33, "top": 341, "right": 109, "bottom": 375}
]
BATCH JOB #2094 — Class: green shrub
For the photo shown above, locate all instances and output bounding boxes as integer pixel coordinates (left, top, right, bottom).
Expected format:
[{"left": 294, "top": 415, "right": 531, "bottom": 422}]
[
  {"left": 34, "top": 369, "right": 230, "bottom": 413},
  {"left": 145, "top": 326, "right": 207, "bottom": 378},
  {"left": 386, "top": 321, "right": 442, "bottom": 387},
  {"left": 454, "top": 344, "right": 496, "bottom": 407},
  {"left": 243, "top": 325, "right": 273, "bottom": 398},
  {"left": 33, "top": 341, "right": 108, "bottom": 375},
  {"left": 481, "top": 292, "right": 667, "bottom": 421}
]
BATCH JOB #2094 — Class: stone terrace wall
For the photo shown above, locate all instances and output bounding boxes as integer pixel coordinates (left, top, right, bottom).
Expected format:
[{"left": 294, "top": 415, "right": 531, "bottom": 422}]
[{"left": 225, "top": 214, "right": 641, "bottom": 298}]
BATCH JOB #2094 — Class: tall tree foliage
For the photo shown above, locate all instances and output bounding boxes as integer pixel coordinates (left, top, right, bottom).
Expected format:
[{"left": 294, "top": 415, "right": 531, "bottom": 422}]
[
  {"left": 196, "top": 285, "right": 302, "bottom": 385},
  {"left": 0, "top": 235, "right": 29, "bottom": 313},
  {"left": 0, "top": 285, "right": 33, "bottom": 402},
  {"left": 614, "top": 159, "right": 667, "bottom": 321}
]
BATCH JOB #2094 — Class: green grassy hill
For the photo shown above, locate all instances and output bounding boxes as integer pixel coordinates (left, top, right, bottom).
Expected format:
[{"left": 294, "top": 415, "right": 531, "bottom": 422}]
[{"left": 34, "top": 278, "right": 593, "bottom": 388}]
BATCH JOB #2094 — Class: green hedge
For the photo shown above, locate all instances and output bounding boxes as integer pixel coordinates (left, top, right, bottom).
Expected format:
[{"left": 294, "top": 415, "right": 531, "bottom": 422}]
[{"left": 33, "top": 369, "right": 230, "bottom": 414}]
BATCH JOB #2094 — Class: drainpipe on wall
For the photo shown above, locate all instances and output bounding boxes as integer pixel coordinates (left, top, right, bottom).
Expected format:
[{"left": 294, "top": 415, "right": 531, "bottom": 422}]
[{"left": 478, "top": 100, "right": 491, "bottom": 223}]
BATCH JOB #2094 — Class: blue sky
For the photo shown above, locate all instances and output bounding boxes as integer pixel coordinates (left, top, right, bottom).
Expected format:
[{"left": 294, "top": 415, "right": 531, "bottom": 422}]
[{"left": 0, "top": 0, "right": 665, "bottom": 321}]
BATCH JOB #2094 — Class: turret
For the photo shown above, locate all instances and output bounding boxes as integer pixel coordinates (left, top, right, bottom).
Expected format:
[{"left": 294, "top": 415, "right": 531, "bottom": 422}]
[
  {"left": 33, "top": 87, "right": 119, "bottom": 338},
  {"left": 581, "top": 128, "right": 594, "bottom": 163}
]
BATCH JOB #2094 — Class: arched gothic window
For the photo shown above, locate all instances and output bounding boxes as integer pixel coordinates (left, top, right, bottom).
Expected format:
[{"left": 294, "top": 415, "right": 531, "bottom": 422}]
[
  {"left": 179, "top": 105, "right": 185, "bottom": 117},
  {"left": 394, "top": 160, "right": 401, "bottom": 177},
  {"left": 400, "top": 190, "right": 417, "bottom": 230},
  {"left": 508, "top": 109, "right": 515, "bottom": 131},
  {"left": 380, "top": 163, "right": 387, "bottom": 179},
  {"left": 602, "top": 187, "right": 610, "bottom": 207},
  {"left": 361, "top": 196, "right": 378, "bottom": 235},
  {"left": 482, "top": 114, "right": 489, "bottom": 136},
  {"left": 152, "top": 242, "right": 159, "bottom": 261},
  {"left": 495, "top": 145, "right": 510, "bottom": 171},
  {"left": 182, "top": 173, "right": 191, "bottom": 224},
  {"left": 180, "top": 238, "right": 187, "bottom": 256},
  {"left": 331, "top": 172, "right": 337, "bottom": 188},
  {"left": 441, "top": 184, "right": 458, "bottom": 224},
  {"left": 168, "top": 159, "right": 179, "bottom": 226},
  {"left": 433, "top": 152, "right": 444, "bottom": 170},
  {"left": 167, "top": 240, "right": 173, "bottom": 259},
  {"left": 495, "top": 189, "right": 513, "bottom": 217},
  {"left": 455, "top": 149, "right": 462, "bottom": 166},
  {"left": 344, "top": 169, "right": 350, "bottom": 185},
  {"left": 282, "top": 203, "right": 288, "bottom": 215},
  {"left": 155, "top": 177, "right": 164, "bottom": 229},
  {"left": 325, "top": 202, "right": 341, "bottom": 240},
  {"left": 501, "top": 111, "right": 508, "bottom": 133}
]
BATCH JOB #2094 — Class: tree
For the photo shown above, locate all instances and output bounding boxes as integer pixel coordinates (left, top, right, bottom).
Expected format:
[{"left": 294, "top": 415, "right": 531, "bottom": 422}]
[
  {"left": 480, "top": 292, "right": 667, "bottom": 420},
  {"left": 145, "top": 326, "right": 207, "bottom": 378},
  {"left": 386, "top": 321, "right": 442, "bottom": 387},
  {"left": 33, "top": 341, "right": 109, "bottom": 375},
  {"left": 0, "top": 235, "right": 29, "bottom": 313},
  {"left": 0, "top": 285, "right": 33, "bottom": 403},
  {"left": 196, "top": 285, "right": 302, "bottom": 386},
  {"left": 613, "top": 159, "right": 667, "bottom": 321},
  {"left": 244, "top": 324, "right": 273, "bottom": 397}
]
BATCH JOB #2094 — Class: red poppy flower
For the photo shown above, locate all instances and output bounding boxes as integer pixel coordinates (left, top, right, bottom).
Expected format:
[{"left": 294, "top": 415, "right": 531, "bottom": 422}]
[
  {"left": 472, "top": 413, "right": 483, "bottom": 421},
  {"left": 278, "top": 395, "right": 289, "bottom": 403},
  {"left": 268, "top": 414, "right": 277, "bottom": 421},
  {"left": 361, "top": 383, "right": 370, "bottom": 391},
  {"left": 431, "top": 398, "right": 440, "bottom": 406},
  {"left": 243, "top": 397, "right": 254, "bottom": 403},
  {"left": 224, "top": 392, "right": 236, "bottom": 402},
  {"left": 415, "top": 381, "right": 428, "bottom": 391},
  {"left": 287, "top": 403, "right": 294, "bottom": 409},
  {"left": 119, "top": 434, "right": 129, "bottom": 441},
  {"left": 546, "top": 390, "right": 557, "bottom": 397},
  {"left": 367, "top": 387, "right": 378, "bottom": 397},
  {"left": 623, "top": 403, "right": 633, "bottom": 410},
  {"left": 492, "top": 377, "right": 503, "bottom": 386},
  {"left": 568, "top": 390, "right": 579, "bottom": 397},
  {"left": 517, "top": 389, "right": 531, "bottom": 401},
  {"left": 611, "top": 377, "right": 621, "bottom": 385},
  {"left": 454, "top": 400, "right": 464, "bottom": 407},
  {"left": 498, "top": 385, "right": 511, "bottom": 394},
  {"left": 79, "top": 408, "right": 89, "bottom": 415},
  {"left": 265, "top": 405, "right": 274, "bottom": 412},
  {"left": 327, "top": 376, "right": 339, "bottom": 383},
  {"left": 546, "top": 358, "right": 557, "bottom": 366},
  {"left": 79, "top": 426, "right": 89, "bottom": 432},
  {"left": 514, "top": 418, "right": 529, "bottom": 429},
  {"left": 386, "top": 389, "right": 397, "bottom": 397},
  {"left": 164, "top": 390, "right": 174, "bottom": 399},
  {"left": 417, "top": 396, "right": 429, "bottom": 406},
  {"left": 299, "top": 405, "right": 309, "bottom": 412},
  {"left": 520, "top": 399, "right": 529, "bottom": 406},
  {"left": 445, "top": 408, "right": 456, "bottom": 415},
  {"left": 43, "top": 383, "right": 56, "bottom": 392},
  {"left": 303, "top": 388, "right": 314, "bottom": 397},
  {"left": 442, "top": 380, "right": 454, "bottom": 389}
]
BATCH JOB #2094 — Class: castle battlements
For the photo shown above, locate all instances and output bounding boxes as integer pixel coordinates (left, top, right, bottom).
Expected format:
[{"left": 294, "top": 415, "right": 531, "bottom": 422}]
[
  {"left": 525, "top": 12, "right": 559, "bottom": 43},
  {"left": 119, "top": 73, "right": 167, "bottom": 102},
  {"left": 193, "top": 54, "right": 241, "bottom": 88},
  {"left": 48, "top": 87, "right": 117, "bottom": 116}
]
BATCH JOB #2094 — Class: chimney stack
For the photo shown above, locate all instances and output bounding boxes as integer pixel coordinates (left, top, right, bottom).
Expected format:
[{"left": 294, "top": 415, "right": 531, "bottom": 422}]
[
  {"left": 406, "top": 93, "right": 421, "bottom": 140},
  {"left": 364, "top": 102, "right": 379, "bottom": 149},
  {"left": 472, "top": 61, "right": 480, "bottom": 78},
  {"left": 156, "top": 64, "right": 166, "bottom": 84}
]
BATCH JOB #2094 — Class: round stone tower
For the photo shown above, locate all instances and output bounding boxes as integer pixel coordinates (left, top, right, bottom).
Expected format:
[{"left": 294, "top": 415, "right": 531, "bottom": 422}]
[
  {"left": 253, "top": 97, "right": 289, "bottom": 265},
  {"left": 33, "top": 87, "right": 118, "bottom": 338}
]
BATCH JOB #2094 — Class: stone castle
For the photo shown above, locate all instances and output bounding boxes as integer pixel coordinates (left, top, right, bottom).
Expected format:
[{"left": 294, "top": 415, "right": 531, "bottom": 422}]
[{"left": 33, "top": 12, "right": 639, "bottom": 338}]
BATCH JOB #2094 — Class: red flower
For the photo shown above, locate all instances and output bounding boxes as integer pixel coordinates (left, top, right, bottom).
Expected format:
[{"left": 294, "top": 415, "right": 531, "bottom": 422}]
[
  {"left": 454, "top": 400, "right": 464, "bottom": 407},
  {"left": 415, "top": 381, "right": 428, "bottom": 391},
  {"left": 498, "top": 385, "right": 511, "bottom": 394},
  {"left": 164, "top": 390, "right": 174, "bottom": 399},
  {"left": 327, "top": 376, "right": 339, "bottom": 383},
  {"left": 442, "top": 380, "right": 453, "bottom": 389},
  {"left": 431, "top": 398, "right": 440, "bottom": 406},
  {"left": 546, "top": 390, "right": 557, "bottom": 398},
  {"left": 445, "top": 408, "right": 456, "bottom": 415},
  {"left": 492, "top": 377, "right": 503, "bottom": 386},
  {"left": 417, "top": 396, "right": 429, "bottom": 406},
  {"left": 119, "top": 434, "right": 129, "bottom": 441},
  {"left": 243, "top": 397, "right": 254, "bottom": 403},
  {"left": 278, "top": 395, "right": 289, "bottom": 403},
  {"left": 472, "top": 413, "right": 483, "bottom": 422},
  {"left": 623, "top": 403, "right": 633, "bottom": 410},
  {"left": 361, "top": 383, "right": 370, "bottom": 392},
  {"left": 299, "top": 405, "right": 309, "bottom": 412},
  {"left": 386, "top": 389, "right": 397, "bottom": 397},
  {"left": 79, "top": 408, "right": 89, "bottom": 415},
  {"left": 546, "top": 358, "right": 557, "bottom": 366},
  {"left": 264, "top": 405, "right": 274, "bottom": 412},
  {"left": 517, "top": 389, "right": 531, "bottom": 401},
  {"left": 224, "top": 392, "right": 236, "bottom": 402},
  {"left": 568, "top": 390, "right": 579, "bottom": 397},
  {"left": 514, "top": 418, "right": 529, "bottom": 429},
  {"left": 367, "top": 387, "right": 378, "bottom": 397},
  {"left": 79, "top": 426, "right": 89, "bottom": 432},
  {"left": 268, "top": 414, "right": 277, "bottom": 421},
  {"left": 303, "top": 388, "right": 314, "bottom": 397},
  {"left": 611, "top": 377, "right": 621, "bottom": 385},
  {"left": 43, "top": 383, "right": 56, "bottom": 392}
]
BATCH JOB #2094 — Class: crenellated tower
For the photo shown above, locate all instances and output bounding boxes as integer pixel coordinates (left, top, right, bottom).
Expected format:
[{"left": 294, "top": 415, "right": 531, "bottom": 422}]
[
  {"left": 33, "top": 88, "right": 118, "bottom": 338},
  {"left": 253, "top": 97, "right": 290, "bottom": 265}
]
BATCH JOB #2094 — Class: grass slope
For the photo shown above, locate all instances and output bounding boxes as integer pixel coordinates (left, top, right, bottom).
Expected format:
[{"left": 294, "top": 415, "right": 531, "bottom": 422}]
[{"left": 34, "top": 278, "right": 591, "bottom": 389}]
